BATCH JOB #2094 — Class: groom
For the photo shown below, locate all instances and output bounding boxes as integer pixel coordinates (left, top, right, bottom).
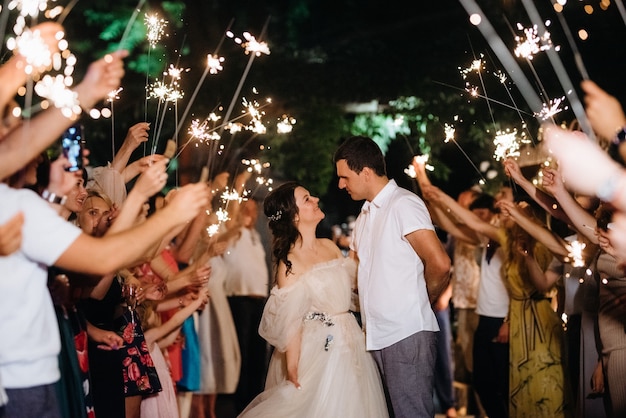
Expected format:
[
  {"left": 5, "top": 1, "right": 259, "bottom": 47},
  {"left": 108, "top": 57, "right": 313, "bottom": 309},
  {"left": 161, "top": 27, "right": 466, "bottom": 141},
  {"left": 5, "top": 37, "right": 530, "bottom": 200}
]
[{"left": 334, "top": 136, "right": 451, "bottom": 418}]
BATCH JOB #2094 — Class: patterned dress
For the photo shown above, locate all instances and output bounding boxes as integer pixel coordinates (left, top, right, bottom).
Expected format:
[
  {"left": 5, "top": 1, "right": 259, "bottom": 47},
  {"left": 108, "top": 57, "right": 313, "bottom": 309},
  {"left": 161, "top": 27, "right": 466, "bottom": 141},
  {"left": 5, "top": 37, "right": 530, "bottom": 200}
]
[{"left": 504, "top": 239, "right": 573, "bottom": 418}]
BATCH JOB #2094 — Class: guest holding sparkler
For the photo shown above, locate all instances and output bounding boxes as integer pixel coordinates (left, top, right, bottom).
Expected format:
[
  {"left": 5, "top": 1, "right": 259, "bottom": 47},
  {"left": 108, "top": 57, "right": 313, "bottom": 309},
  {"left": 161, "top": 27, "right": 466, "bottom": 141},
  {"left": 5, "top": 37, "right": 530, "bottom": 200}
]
[
  {"left": 334, "top": 136, "right": 451, "bottom": 418},
  {"left": 423, "top": 181, "right": 573, "bottom": 417}
]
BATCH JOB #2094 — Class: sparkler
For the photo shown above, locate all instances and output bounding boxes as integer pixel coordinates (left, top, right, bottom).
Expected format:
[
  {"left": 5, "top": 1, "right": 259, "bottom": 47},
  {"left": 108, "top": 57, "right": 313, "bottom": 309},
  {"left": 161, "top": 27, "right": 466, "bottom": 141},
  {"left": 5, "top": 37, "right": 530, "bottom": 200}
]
[
  {"left": 458, "top": 0, "right": 543, "bottom": 115},
  {"left": 404, "top": 154, "right": 434, "bottom": 179},
  {"left": 118, "top": 0, "right": 147, "bottom": 51},
  {"left": 534, "top": 96, "right": 568, "bottom": 121},
  {"left": 145, "top": 13, "right": 166, "bottom": 48},
  {"left": 520, "top": 0, "right": 596, "bottom": 141},
  {"left": 216, "top": 17, "right": 270, "bottom": 149},
  {"left": 565, "top": 240, "right": 586, "bottom": 267},
  {"left": 276, "top": 115, "right": 296, "bottom": 134},
  {"left": 442, "top": 121, "right": 488, "bottom": 184},
  {"left": 493, "top": 128, "right": 525, "bottom": 161},
  {"left": 170, "top": 19, "right": 234, "bottom": 155},
  {"left": 107, "top": 87, "right": 123, "bottom": 156}
]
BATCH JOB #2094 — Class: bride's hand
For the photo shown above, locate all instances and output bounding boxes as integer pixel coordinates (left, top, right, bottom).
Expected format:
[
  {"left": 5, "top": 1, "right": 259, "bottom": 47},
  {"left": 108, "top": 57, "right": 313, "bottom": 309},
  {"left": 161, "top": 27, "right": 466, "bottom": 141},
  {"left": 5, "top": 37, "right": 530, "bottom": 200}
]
[{"left": 287, "top": 370, "right": 301, "bottom": 390}]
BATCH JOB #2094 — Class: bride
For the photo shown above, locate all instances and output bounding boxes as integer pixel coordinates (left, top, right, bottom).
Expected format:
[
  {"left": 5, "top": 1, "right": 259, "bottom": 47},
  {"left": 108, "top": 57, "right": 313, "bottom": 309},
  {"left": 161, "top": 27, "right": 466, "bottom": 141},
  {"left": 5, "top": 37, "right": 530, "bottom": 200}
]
[{"left": 238, "top": 181, "right": 389, "bottom": 418}]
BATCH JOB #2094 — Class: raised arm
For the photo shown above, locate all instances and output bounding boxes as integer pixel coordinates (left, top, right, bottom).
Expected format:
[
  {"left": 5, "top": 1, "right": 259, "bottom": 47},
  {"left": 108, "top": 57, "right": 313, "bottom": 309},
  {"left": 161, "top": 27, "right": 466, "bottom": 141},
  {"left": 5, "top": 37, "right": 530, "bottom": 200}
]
[
  {"left": 110, "top": 122, "right": 150, "bottom": 174},
  {"left": 503, "top": 158, "right": 569, "bottom": 223},
  {"left": 0, "top": 50, "right": 128, "bottom": 180},
  {"left": 54, "top": 182, "right": 209, "bottom": 275},
  {"left": 542, "top": 167, "right": 598, "bottom": 244},
  {"left": 422, "top": 184, "right": 500, "bottom": 242},
  {"left": 496, "top": 199, "right": 569, "bottom": 258}
]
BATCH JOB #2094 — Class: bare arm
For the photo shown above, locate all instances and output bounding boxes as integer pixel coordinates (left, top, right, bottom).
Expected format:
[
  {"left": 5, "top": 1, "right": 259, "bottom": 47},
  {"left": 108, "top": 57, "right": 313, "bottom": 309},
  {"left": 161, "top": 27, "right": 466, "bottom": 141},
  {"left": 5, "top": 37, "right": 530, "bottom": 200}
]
[
  {"left": 497, "top": 200, "right": 569, "bottom": 258},
  {"left": 110, "top": 122, "right": 150, "bottom": 173},
  {"left": 422, "top": 184, "right": 500, "bottom": 242},
  {"left": 0, "top": 50, "right": 128, "bottom": 180},
  {"left": 406, "top": 229, "right": 451, "bottom": 304},
  {"left": 54, "top": 183, "right": 209, "bottom": 275},
  {"left": 503, "top": 158, "right": 569, "bottom": 223},
  {"left": 143, "top": 288, "right": 208, "bottom": 346},
  {"left": 542, "top": 168, "right": 598, "bottom": 244}
]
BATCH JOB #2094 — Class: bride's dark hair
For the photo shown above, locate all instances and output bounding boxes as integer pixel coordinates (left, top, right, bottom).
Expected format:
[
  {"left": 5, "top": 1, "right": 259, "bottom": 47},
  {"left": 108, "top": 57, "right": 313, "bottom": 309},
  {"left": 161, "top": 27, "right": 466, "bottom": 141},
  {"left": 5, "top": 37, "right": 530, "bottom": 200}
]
[{"left": 263, "top": 181, "right": 301, "bottom": 277}]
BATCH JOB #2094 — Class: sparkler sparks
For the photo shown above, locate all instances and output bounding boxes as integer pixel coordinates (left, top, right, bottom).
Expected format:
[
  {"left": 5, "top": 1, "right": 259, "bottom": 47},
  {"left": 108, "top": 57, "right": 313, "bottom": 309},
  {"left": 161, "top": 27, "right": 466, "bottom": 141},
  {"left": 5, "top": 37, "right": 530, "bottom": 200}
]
[
  {"left": 34, "top": 74, "right": 81, "bottom": 118},
  {"left": 227, "top": 31, "right": 271, "bottom": 56},
  {"left": 144, "top": 13, "right": 167, "bottom": 48},
  {"left": 493, "top": 128, "right": 522, "bottom": 161},
  {"left": 565, "top": 240, "right": 586, "bottom": 267},
  {"left": 513, "top": 23, "right": 559, "bottom": 60},
  {"left": 459, "top": 55, "right": 485, "bottom": 97},
  {"left": 8, "top": 0, "right": 48, "bottom": 17},
  {"left": 405, "top": 154, "right": 434, "bottom": 178},
  {"left": 276, "top": 115, "right": 296, "bottom": 133},
  {"left": 534, "top": 96, "right": 568, "bottom": 120},
  {"left": 207, "top": 54, "right": 225, "bottom": 74},
  {"left": 444, "top": 123, "right": 455, "bottom": 143},
  {"left": 188, "top": 118, "right": 221, "bottom": 144}
]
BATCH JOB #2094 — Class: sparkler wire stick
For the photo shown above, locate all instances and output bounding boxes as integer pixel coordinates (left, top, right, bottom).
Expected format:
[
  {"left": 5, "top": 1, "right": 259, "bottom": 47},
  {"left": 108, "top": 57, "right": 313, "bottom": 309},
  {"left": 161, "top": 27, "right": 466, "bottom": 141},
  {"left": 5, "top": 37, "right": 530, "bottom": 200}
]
[
  {"left": 217, "top": 48, "right": 258, "bottom": 138},
  {"left": 616, "top": 0, "right": 626, "bottom": 27},
  {"left": 0, "top": 0, "right": 11, "bottom": 42},
  {"left": 449, "top": 137, "right": 488, "bottom": 185},
  {"left": 549, "top": 0, "right": 589, "bottom": 80},
  {"left": 211, "top": 15, "right": 270, "bottom": 170},
  {"left": 57, "top": 0, "right": 79, "bottom": 25},
  {"left": 458, "top": 0, "right": 543, "bottom": 115},
  {"left": 520, "top": 0, "right": 596, "bottom": 141},
  {"left": 118, "top": 0, "right": 147, "bottom": 51},
  {"left": 433, "top": 80, "right": 534, "bottom": 115},
  {"left": 170, "top": 19, "right": 234, "bottom": 144}
]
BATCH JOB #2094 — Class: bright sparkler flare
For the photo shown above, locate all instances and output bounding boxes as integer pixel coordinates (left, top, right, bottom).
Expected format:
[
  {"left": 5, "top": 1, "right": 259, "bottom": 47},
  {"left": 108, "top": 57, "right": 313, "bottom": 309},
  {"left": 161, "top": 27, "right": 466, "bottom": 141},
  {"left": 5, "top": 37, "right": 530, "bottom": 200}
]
[
  {"left": 241, "top": 97, "right": 267, "bottom": 134},
  {"left": 145, "top": 13, "right": 167, "bottom": 48},
  {"left": 8, "top": 0, "right": 48, "bottom": 17},
  {"left": 215, "top": 207, "right": 230, "bottom": 223},
  {"left": 514, "top": 23, "right": 559, "bottom": 60},
  {"left": 7, "top": 27, "right": 54, "bottom": 74},
  {"left": 34, "top": 74, "right": 81, "bottom": 118},
  {"left": 242, "top": 158, "right": 270, "bottom": 175},
  {"left": 493, "top": 128, "right": 520, "bottom": 161},
  {"left": 277, "top": 115, "right": 296, "bottom": 133},
  {"left": 206, "top": 223, "right": 220, "bottom": 237},
  {"left": 404, "top": 155, "right": 433, "bottom": 178},
  {"left": 459, "top": 55, "right": 484, "bottom": 97},
  {"left": 566, "top": 240, "right": 586, "bottom": 267},
  {"left": 188, "top": 119, "right": 220, "bottom": 143},
  {"left": 444, "top": 123, "right": 455, "bottom": 143},
  {"left": 207, "top": 54, "right": 225, "bottom": 74},
  {"left": 221, "top": 189, "right": 242, "bottom": 202},
  {"left": 241, "top": 32, "right": 270, "bottom": 56},
  {"left": 494, "top": 70, "right": 507, "bottom": 84},
  {"left": 149, "top": 80, "right": 183, "bottom": 102},
  {"left": 534, "top": 96, "right": 569, "bottom": 120},
  {"left": 107, "top": 87, "right": 123, "bottom": 102}
]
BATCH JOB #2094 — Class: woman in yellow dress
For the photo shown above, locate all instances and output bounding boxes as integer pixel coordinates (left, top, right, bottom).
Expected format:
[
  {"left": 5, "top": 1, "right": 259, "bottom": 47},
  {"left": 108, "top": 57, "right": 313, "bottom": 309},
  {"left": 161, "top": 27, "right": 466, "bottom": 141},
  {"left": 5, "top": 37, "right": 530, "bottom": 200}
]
[{"left": 499, "top": 201, "right": 573, "bottom": 418}]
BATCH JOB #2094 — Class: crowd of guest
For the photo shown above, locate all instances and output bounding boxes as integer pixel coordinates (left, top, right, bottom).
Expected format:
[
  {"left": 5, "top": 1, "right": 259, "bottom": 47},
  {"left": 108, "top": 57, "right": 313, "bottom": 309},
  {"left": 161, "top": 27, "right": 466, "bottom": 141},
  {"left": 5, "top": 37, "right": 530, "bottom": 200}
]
[
  {"left": 0, "top": 20, "right": 271, "bottom": 418},
  {"left": 5, "top": 10, "right": 626, "bottom": 418}
]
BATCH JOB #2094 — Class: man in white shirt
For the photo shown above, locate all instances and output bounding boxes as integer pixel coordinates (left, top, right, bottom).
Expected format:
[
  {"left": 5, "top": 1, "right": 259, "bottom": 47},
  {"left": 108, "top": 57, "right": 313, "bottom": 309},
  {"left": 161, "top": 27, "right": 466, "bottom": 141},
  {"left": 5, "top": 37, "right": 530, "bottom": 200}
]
[{"left": 334, "top": 136, "right": 451, "bottom": 418}]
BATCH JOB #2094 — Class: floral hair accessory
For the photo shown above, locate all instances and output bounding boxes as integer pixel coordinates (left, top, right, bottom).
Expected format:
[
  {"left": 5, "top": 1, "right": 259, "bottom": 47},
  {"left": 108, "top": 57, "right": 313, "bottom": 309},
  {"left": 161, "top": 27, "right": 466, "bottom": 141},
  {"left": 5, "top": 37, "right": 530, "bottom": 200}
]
[{"left": 268, "top": 210, "right": 282, "bottom": 222}]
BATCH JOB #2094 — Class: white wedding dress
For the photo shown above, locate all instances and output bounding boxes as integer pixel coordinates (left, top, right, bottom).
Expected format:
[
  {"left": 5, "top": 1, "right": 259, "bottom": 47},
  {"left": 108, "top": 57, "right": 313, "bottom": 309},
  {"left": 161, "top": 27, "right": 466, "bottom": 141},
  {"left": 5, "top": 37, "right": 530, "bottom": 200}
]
[{"left": 239, "top": 257, "right": 389, "bottom": 418}]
